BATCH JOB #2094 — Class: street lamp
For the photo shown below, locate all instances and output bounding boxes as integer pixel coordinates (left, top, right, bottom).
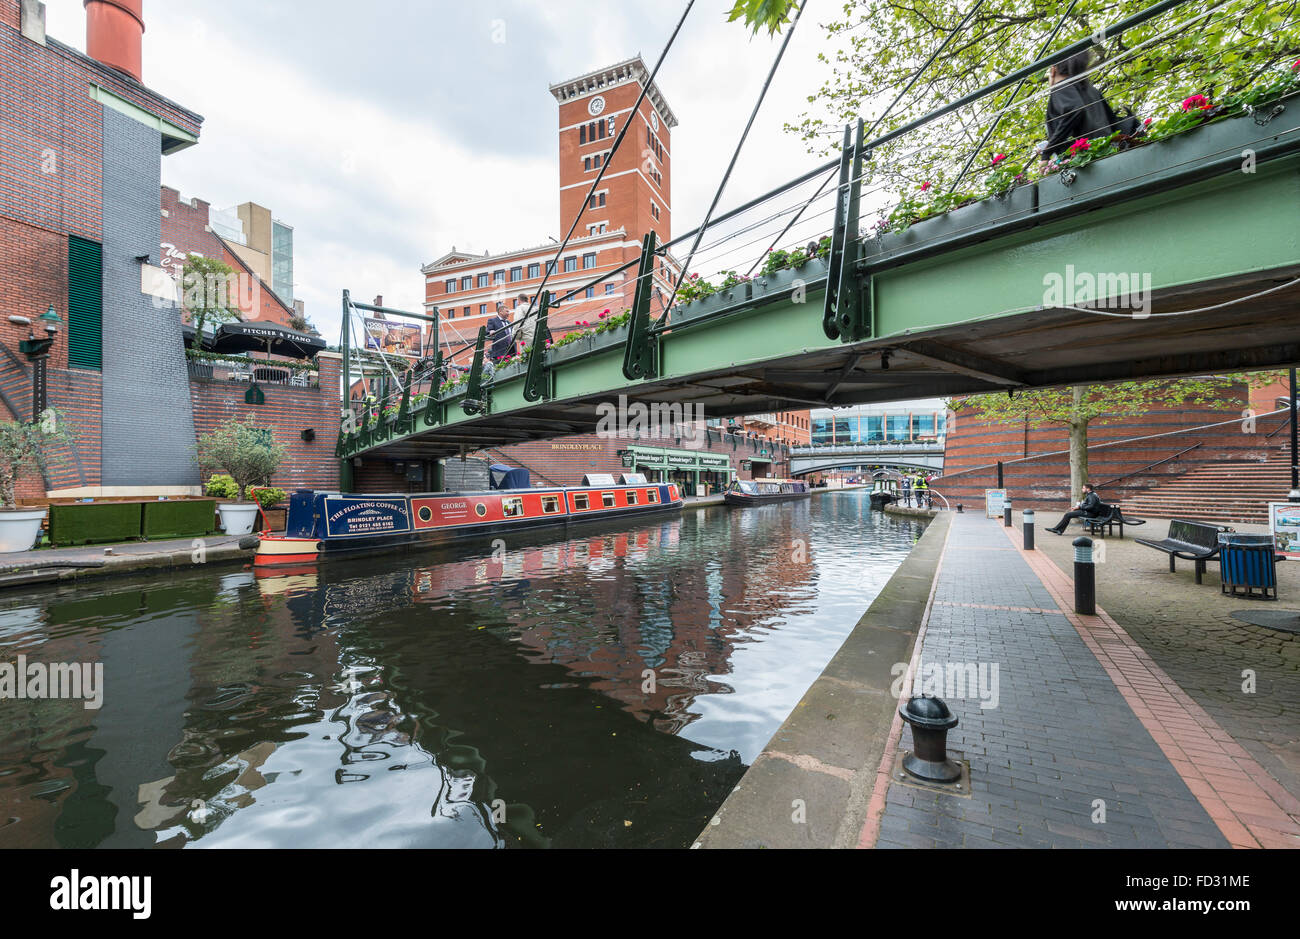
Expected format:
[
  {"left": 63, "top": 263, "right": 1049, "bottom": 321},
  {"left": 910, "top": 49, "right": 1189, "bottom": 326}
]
[{"left": 18, "top": 304, "right": 62, "bottom": 418}]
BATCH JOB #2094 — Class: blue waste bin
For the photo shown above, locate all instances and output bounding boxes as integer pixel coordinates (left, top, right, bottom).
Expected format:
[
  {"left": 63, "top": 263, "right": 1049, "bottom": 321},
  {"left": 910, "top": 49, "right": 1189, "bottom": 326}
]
[{"left": 1217, "top": 533, "right": 1279, "bottom": 601}]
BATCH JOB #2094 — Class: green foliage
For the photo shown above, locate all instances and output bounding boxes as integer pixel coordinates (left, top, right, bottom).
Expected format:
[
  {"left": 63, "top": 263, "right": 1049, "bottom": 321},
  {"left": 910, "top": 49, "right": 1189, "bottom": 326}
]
[
  {"left": 204, "top": 473, "right": 238, "bottom": 500},
  {"left": 194, "top": 417, "right": 286, "bottom": 502},
  {"left": 0, "top": 412, "right": 73, "bottom": 508},
  {"left": 253, "top": 487, "right": 287, "bottom": 508},
  {"left": 181, "top": 255, "right": 243, "bottom": 339},
  {"left": 727, "top": 0, "right": 798, "bottom": 35},
  {"left": 749, "top": 1, "right": 1299, "bottom": 206}
]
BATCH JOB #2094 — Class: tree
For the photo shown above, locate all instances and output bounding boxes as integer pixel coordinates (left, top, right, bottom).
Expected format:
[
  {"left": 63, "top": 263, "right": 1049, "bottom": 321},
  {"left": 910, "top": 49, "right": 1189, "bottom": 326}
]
[
  {"left": 0, "top": 412, "right": 73, "bottom": 508},
  {"left": 195, "top": 416, "right": 286, "bottom": 502},
  {"left": 732, "top": 0, "right": 1300, "bottom": 202},
  {"left": 947, "top": 377, "right": 1273, "bottom": 501},
  {"left": 181, "top": 255, "right": 243, "bottom": 341}
]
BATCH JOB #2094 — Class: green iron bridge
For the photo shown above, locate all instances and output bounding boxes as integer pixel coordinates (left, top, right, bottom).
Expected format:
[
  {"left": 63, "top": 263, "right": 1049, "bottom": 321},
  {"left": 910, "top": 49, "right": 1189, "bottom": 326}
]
[{"left": 335, "top": 4, "right": 1300, "bottom": 487}]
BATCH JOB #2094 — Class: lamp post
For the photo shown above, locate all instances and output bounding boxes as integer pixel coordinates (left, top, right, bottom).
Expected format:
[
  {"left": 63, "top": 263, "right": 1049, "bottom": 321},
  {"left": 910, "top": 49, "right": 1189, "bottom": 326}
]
[
  {"left": 14, "top": 305, "right": 62, "bottom": 419},
  {"left": 1289, "top": 367, "right": 1299, "bottom": 503}
]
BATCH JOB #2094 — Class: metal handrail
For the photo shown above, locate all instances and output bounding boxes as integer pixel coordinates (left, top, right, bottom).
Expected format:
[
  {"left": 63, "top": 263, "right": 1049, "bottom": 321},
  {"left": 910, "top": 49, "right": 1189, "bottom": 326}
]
[
  {"left": 1093, "top": 443, "right": 1202, "bottom": 489},
  {"left": 938, "top": 407, "right": 1290, "bottom": 481}
]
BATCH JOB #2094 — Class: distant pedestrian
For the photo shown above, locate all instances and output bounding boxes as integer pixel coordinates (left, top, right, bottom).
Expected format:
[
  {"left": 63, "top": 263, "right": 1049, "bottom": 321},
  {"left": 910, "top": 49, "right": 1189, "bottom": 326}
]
[
  {"left": 901, "top": 474, "right": 913, "bottom": 507},
  {"left": 513, "top": 294, "right": 536, "bottom": 352},
  {"left": 1039, "top": 49, "right": 1139, "bottom": 171},
  {"left": 487, "top": 303, "right": 514, "bottom": 362}
]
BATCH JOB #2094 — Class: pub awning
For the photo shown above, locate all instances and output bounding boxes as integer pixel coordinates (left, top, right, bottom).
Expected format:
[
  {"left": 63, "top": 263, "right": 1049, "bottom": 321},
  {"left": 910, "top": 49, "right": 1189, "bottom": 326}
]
[{"left": 208, "top": 322, "right": 325, "bottom": 359}]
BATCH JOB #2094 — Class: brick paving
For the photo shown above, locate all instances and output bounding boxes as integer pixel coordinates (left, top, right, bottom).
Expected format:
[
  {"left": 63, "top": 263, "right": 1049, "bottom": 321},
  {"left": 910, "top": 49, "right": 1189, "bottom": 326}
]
[{"left": 867, "top": 512, "right": 1300, "bottom": 849}]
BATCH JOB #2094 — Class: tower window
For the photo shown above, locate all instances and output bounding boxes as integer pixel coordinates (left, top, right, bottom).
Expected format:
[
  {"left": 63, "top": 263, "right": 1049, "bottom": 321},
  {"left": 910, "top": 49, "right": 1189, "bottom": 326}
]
[
  {"left": 445, "top": 278, "right": 456, "bottom": 293},
  {"left": 528, "top": 263, "right": 540, "bottom": 278},
  {"left": 582, "top": 253, "right": 596, "bottom": 269},
  {"left": 580, "top": 124, "right": 587, "bottom": 144}
]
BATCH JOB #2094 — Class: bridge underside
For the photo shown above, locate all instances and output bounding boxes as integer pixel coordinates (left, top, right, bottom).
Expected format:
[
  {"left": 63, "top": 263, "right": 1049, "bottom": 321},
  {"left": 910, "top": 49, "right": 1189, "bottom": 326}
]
[
  {"left": 790, "top": 454, "right": 945, "bottom": 476},
  {"left": 363, "top": 139, "right": 1300, "bottom": 463}
]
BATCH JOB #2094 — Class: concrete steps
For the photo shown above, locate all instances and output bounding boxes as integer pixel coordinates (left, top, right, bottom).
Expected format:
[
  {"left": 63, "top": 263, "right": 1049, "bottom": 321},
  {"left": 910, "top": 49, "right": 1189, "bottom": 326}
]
[{"left": 1123, "top": 460, "right": 1294, "bottom": 524}]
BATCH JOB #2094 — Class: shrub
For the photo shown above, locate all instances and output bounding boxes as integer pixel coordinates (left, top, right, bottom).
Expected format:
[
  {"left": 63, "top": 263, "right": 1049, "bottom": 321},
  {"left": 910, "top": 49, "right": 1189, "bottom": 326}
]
[
  {"left": 253, "top": 487, "right": 287, "bottom": 508},
  {"left": 195, "top": 417, "right": 286, "bottom": 502},
  {"left": 204, "top": 473, "right": 239, "bottom": 500},
  {"left": 0, "top": 411, "right": 73, "bottom": 508}
]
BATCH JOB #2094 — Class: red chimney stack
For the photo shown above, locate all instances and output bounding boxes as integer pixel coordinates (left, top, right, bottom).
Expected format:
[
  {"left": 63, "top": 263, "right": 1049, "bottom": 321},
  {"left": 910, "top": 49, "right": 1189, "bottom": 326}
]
[{"left": 84, "top": 0, "right": 144, "bottom": 82}]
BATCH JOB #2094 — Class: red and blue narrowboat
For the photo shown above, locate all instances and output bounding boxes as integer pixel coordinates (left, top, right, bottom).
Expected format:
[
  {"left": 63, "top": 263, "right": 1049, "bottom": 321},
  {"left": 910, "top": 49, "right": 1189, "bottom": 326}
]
[
  {"left": 722, "top": 477, "right": 811, "bottom": 507},
  {"left": 253, "top": 467, "right": 683, "bottom": 567}
]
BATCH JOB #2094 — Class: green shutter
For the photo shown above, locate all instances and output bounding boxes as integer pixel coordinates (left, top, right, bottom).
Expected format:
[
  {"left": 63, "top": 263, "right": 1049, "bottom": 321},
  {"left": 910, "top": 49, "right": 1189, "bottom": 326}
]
[{"left": 67, "top": 236, "right": 103, "bottom": 370}]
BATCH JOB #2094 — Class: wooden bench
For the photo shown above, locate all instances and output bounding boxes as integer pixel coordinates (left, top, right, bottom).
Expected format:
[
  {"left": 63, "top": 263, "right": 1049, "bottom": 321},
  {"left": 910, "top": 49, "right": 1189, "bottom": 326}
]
[{"left": 1135, "top": 518, "right": 1233, "bottom": 584}]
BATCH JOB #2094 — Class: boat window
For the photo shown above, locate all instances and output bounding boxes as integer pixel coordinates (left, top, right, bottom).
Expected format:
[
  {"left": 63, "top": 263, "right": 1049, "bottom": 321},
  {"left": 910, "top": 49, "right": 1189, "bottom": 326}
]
[
  {"left": 627, "top": 490, "right": 638, "bottom": 505},
  {"left": 502, "top": 497, "right": 524, "bottom": 518},
  {"left": 602, "top": 491, "right": 616, "bottom": 508},
  {"left": 647, "top": 489, "right": 658, "bottom": 503},
  {"left": 541, "top": 496, "right": 560, "bottom": 514},
  {"left": 574, "top": 493, "right": 590, "bottom": 510}
]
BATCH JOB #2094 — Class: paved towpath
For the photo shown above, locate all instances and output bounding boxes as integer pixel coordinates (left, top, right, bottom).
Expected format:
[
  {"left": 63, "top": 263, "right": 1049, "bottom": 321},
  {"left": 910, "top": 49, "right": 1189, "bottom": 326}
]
[{"left": 864, "top": 512, "right": 1300, "bottom": 849}]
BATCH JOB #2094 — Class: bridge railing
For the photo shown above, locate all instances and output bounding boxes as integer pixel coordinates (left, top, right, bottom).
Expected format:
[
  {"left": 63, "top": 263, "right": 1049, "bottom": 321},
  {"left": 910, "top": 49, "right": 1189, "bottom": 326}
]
[{"left": 336, "top": 0, "right": 1300, "bottom": 458}]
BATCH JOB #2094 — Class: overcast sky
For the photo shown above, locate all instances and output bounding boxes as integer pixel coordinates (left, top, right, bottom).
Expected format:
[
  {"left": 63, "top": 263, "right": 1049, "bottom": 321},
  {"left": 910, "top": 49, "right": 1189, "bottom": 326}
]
[{"left": 45, "top": 0, "right": 847, "bottom": 341}]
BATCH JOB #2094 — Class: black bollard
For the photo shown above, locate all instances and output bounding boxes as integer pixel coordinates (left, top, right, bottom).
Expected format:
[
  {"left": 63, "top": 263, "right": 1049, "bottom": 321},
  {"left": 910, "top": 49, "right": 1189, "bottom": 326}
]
[
  {"left": 956, "top": 503, "right": 964, "bottom": 514},
  {"left": 1003, "top": 497, "right": 1012, "bottom": 528},
  {"left": 1073, "top": 536, "right": 1096, "bottom": 615},
  {"left": 1023, "top": 508, "right": 1035, "bottom": 551},
  {"left": 898, "top": 695, "right": 961, "bottom": 784}
]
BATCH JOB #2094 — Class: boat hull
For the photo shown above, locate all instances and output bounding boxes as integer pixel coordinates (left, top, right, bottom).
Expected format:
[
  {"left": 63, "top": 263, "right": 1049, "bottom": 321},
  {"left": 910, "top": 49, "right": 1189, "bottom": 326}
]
[
  {"left": 255, "top": 483, "right": 683, "bottom": 567},
  {"left": 723, "top": 491, "right": 812, "bottom": 507}
]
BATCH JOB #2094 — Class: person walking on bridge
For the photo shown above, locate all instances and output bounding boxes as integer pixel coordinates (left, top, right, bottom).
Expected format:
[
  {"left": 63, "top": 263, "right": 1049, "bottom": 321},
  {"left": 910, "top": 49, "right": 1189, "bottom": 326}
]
[{"left": 1039, "top": 49, "right": 1138, "bottom": 172}]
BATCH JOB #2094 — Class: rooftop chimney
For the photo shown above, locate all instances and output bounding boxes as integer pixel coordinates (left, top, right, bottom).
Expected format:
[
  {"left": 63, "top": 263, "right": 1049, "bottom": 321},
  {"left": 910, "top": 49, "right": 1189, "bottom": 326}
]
[{"left": 84, "top": 0, "right": 144, "bottom": 82}]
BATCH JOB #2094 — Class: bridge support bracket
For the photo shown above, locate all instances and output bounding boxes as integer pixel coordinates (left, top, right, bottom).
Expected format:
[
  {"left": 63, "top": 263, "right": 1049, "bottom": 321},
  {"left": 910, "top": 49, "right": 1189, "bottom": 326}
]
[
  {"left": 523, "top": 291, "right": 552, "bottom": 402},
  {"left": 462, "top": 326, "right": 491, "bottom": 416},
  {"left": 823, "top": 119, "right": 871, "bottom": 343},
  {"left": 623, "top": 231, "right": 660, "bottom": 382}
]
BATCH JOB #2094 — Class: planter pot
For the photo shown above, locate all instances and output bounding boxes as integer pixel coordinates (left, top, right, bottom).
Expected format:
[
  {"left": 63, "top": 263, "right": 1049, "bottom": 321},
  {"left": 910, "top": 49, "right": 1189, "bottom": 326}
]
[
  {"left": 867, "top": 184, "right": 1038, "bottom": 264},
  {"left": 1038, "top": 92, "right": 1300, "bottom": 212},
  {"left": 0, "top": 507, "right": 48, "bottom": 553},
  {"left": 753, "top": 257, "right": 830, "bottom": 304},
  {"left": 589, "top": 322, "right": 631, "bottom": 353},
  {"left": 675, "top": 281, "right": 754, "bottom": 326},
  {"left": 217, "top": 502, "right": 260, "bottom": 535},
  {"left": 549, "top": 333, "right": 596, "bottom": 365}
]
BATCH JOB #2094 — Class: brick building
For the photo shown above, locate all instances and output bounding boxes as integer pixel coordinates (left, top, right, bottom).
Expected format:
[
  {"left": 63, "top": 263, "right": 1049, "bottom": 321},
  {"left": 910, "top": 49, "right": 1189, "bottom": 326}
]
[
  {"left": 1, "top": 1, "right": 339, "bottom": 500},
  {"left": 423, "top": 58, "right": 679, "bottom": 360},
  {"left": 160, "top": 185, "right": 298, "bottom": 329}
]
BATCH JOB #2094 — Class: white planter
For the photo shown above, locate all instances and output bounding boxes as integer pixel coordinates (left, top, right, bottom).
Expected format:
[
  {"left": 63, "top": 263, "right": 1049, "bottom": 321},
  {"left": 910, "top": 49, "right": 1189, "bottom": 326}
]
[
  {"left": 0, "top": 508, "right": 48, "bottom": 553},
  {"left": 217, "top": 502, "right": 261, "bottom": 535}
]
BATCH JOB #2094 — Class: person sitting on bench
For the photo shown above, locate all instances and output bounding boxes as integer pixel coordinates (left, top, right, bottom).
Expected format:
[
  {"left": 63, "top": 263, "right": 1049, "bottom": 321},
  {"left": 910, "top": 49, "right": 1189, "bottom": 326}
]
[{"left": 1046, "top": 483, "right": 1107, "bottom": 534}]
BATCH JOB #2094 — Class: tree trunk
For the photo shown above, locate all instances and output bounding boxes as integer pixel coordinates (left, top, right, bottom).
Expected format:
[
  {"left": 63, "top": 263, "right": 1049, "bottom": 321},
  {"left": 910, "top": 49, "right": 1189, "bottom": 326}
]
[{"left": 1069, "top": 385, "right": 1089, "bottom": 504}]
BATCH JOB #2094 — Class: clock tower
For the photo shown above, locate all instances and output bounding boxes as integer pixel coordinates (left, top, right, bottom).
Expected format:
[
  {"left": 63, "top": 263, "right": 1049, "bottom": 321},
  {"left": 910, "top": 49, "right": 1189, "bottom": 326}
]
[{"left": 550, "top": 57, "right": 676, "bottom": 246}]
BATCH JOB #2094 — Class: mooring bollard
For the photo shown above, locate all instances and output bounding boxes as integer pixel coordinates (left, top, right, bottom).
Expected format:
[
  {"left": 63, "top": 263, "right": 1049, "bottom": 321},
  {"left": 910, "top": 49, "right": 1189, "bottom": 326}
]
[
  {"left": 898, "top": 695, "right": 962, "bottom": 784},
  {"left": 1003, "top": 496, "right": 1013, "bottom": 528},
  {"left": 1073, "top": 536, "right": 1096, "bottom": 615},
  {"left": 1023, "top": 508, "right": 1035, "bottom": 551}
]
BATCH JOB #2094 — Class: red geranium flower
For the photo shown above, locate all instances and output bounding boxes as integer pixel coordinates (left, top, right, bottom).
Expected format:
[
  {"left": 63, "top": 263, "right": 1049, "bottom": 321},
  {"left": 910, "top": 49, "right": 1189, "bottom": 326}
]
[
  {"left": 1068, "top": 137, "right": 1090, "bottom": 154},
  {"left": 1143, "top": 117, "right": 1153, "bottom": 126},
  {"left": 991, "top": 153, "right": 1006, "bottom": 165},
  {"left": 919, "top": 181, "right": 932, "bottom": 192},
  {"left": 1181, "top": 94, "right": 1210, "bottom": 111}
]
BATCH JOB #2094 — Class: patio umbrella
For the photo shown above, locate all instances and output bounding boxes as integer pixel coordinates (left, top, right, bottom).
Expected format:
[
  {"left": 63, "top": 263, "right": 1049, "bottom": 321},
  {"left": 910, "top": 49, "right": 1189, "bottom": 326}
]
[{"left": 208, "top": 322, "right": 325, "bottom": 359}]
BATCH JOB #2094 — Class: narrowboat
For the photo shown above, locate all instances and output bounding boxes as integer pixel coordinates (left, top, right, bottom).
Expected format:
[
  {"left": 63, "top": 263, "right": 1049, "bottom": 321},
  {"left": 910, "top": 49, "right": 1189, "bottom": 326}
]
[
  {"left": 869, "top": 478, "right": 899, "bottom": 509},
  {"left": 722, "top": 478, "right": 810, "bottom": 507},
  {"left": 253, "top": 466, "right": 683, "bottom": 567}
]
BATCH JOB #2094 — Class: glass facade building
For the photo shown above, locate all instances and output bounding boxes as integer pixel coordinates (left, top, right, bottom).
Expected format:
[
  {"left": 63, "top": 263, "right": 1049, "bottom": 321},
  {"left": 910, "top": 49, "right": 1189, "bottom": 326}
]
[
  {"left": 809, "top": 400, "right": 948, "bottom": 446},
  {"left": 272, "top": 220, "right": 294, "bottom": 305}
]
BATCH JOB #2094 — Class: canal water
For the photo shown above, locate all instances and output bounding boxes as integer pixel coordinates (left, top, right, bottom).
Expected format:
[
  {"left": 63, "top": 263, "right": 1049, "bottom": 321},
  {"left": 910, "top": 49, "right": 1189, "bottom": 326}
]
[{"left": 0, "top": 491, "right": 925, "bottom": 849}]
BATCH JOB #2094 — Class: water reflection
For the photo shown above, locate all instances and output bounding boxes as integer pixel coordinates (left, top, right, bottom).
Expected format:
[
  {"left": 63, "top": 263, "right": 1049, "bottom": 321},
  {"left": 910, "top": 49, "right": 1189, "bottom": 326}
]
[{"left": 0, "top": 493, "right": 923, "bottom": 848}]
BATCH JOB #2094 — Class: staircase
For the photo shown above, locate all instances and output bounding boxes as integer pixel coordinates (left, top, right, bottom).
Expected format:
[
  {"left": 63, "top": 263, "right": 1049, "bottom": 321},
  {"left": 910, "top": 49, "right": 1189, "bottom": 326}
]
[
  {"left": 1123, "top": 458, "right": 1294, "bottom": 525},
  {"left": 475, "top": 447, "right": 561, "bottom": 487}
]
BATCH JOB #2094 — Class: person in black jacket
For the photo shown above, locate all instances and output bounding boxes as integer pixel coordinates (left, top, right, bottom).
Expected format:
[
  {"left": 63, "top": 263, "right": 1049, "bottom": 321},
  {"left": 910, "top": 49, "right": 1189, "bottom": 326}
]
[
  {"left": 1039, "top": 49, "right": 1134, "bottom": 170},
  {"left": 486, "top": 303, "right": 514, "bottom": 362},
  {"left": 1046, "top": 483, "right": 1108, "bottom": 534}
]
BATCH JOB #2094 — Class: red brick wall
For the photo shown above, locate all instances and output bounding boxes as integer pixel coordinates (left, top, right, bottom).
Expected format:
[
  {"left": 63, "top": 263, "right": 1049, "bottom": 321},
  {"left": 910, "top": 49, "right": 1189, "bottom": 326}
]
[
  {"left": 2, "top": 0, "right": 18, "bottom": 30},
  {"left": 189, "top": 356, "right": 342, "bottom": 492},
  {"left": 935, "top": 386, "right": 1285, "bottom": 510},
  {"left": 0, "top": 216, "right": 72, "bottom": 370}
]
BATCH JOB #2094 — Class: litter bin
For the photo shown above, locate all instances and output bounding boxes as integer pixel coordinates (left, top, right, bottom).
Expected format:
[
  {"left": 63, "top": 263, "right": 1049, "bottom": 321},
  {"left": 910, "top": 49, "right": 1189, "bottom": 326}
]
[{"left": 1217, "top": 533, "right": 1279, "bottom": 601}]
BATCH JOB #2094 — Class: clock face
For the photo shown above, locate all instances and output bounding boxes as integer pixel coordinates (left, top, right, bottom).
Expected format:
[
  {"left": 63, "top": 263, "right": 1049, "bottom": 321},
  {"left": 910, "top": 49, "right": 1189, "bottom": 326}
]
[
  {"left": 588, "top": 96, "right": 606, "bottom": 116},
  {"left": 650, "top": 111, "right": 659, "bottom": 132}
]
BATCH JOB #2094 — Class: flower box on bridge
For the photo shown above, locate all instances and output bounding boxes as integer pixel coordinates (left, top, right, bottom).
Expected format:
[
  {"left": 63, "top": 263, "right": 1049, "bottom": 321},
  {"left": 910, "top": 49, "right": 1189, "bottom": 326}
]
[{"left": 863, "top": 183, "right": 1037, "bottom": 268}]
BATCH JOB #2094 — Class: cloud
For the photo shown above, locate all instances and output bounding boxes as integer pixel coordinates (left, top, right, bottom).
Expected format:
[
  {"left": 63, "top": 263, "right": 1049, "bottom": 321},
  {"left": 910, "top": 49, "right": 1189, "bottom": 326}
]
[{"left": 43, "top": 0, "right": 846, "bottom": 341}]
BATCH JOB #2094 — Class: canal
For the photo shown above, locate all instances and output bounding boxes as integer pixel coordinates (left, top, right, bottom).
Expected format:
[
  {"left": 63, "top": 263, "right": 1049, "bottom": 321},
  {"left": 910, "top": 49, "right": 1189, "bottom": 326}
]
[{"left": 0, "top": 491, "right": 925, "bottom": 849}]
